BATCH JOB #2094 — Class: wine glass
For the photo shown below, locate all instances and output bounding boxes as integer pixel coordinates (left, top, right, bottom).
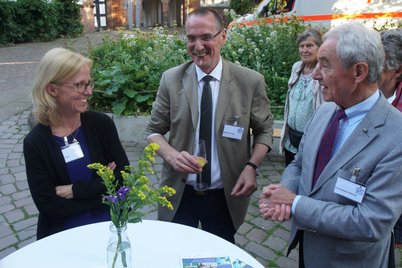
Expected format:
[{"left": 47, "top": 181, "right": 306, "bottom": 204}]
[{"left": 194, "top": 139, "right": 208, "bottom": 191}]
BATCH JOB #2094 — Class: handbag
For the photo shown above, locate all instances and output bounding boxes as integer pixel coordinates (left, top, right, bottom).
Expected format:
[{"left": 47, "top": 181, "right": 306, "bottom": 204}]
[{"left": 287, "top": 125, "right": 303, "bottom": 149}]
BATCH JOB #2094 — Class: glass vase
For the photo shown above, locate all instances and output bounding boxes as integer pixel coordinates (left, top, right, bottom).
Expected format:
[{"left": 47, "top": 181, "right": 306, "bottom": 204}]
[{"left": 107, "top": 222, "right": 132, "bottom": 268}]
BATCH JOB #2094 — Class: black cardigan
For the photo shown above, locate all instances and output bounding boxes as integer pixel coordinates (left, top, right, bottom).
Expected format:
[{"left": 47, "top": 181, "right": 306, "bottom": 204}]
[{"left": 23, "top": 111, "right": 129, "bottom": 239}]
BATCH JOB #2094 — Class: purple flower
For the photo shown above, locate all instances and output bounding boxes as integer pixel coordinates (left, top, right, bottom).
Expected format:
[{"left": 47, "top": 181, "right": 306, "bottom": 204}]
[
  {"left": 117, "top": 186, "right": 130, "bottom": 200},
  {"left": 106, "top": 195, "right": 118, "bottom": 203}
]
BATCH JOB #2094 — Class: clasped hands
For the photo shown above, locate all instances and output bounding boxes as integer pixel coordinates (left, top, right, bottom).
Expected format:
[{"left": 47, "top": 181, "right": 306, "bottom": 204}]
[{"left": 259, "top": 184, "right": 296, "bottom": 222}]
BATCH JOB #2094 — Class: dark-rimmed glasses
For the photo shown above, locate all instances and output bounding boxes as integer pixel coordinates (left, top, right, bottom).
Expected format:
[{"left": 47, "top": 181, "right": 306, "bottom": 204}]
[
  {"left": 186, "top": 29, "right": 223, "bottom": 43},
  {"left": 55, "top": 81, "right": 94, "bottom": 93}
]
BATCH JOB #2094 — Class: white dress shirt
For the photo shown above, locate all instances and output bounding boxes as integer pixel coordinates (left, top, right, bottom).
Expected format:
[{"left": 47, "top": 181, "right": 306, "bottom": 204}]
[{"left": 186, "top": 58, "right": 224, "bottom": 189}]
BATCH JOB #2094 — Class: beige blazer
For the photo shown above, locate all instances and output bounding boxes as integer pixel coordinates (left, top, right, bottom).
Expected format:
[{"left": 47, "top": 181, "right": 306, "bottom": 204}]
[{"left": 146, "top": 59, "right": 273, "bottom": 229}]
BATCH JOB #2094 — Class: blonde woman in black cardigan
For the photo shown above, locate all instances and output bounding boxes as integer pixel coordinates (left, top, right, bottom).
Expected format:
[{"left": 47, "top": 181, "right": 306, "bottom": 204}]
[{"left": 23, "top": 48, "right": 129, "bottom": 239}]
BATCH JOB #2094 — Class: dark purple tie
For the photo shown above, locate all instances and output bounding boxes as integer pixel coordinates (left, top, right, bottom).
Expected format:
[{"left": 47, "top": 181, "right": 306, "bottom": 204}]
[
  {"left": 312, "top": 109, "right": 347, "bottom": 188},
  {"left": 199, "top": 75, "right": 213, "bottom": 186}
]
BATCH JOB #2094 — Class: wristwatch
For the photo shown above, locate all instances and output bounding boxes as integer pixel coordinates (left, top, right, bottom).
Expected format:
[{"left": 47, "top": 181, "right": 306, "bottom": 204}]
[{"left": 246, "top": 161, "right": 258, "bottom": 170}]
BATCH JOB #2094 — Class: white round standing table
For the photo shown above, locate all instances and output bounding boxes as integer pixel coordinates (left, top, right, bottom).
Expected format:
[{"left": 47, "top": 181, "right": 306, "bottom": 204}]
[{"left": 0, "top": 220, "right": 264, "bottom": 268}]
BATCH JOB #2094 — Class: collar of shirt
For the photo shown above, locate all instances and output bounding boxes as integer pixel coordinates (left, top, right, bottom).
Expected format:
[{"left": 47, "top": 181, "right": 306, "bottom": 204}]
[
  {"left": 344, "top": 90, "right": 380, "bottom": 126},
  {"left": 195, "top": 57, "right": 223, "bottom": 82},
  {"left": 333, "top": 90, "right": 380, "bottom": 155},
  {"left": 386, "top": 89, "right": 397, "bottom": 104}
]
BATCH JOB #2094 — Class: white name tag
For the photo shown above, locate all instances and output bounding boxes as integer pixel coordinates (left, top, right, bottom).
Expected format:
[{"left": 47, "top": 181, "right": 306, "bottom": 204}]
[
  {"left": 222, "top": 124, "right": 244, "bottom": 140},
  {"left": 334, "top": 177, "right": 366, "bottom": 203},
  {"left": 61, "top": 142, "right": 84, "bottom": 163}
]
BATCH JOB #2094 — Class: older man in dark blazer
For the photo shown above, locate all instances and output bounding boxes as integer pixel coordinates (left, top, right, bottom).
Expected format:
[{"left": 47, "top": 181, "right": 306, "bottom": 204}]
[
  {"left": 146, "top": 7, "right": 273, "bottom": 243},
  {"left": 259, "top": 23, "right": 402, "bottom": 267}
]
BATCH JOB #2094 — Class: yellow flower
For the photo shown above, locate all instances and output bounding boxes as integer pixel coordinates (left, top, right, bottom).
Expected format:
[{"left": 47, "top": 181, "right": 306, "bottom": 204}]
[
  {"left": 160, "top": 185, "right": 176, "bottom": 196},
  {"left": 136, "top": 191, "right": 146, "bottom": 200},
  {"left": 88, "top": 143, "right": 175, "bottom": 228}
]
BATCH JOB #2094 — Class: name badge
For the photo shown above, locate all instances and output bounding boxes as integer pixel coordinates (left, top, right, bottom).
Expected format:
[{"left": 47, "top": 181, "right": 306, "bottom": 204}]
[
  {"left": 334, "top": 177, "right": 366, "bottom": 203},
  {"left": 222, "top": 124, "right": 244, "bottom": 140},
  {"left": 61, "top": 142, "right": 84, "bottom": 163}
]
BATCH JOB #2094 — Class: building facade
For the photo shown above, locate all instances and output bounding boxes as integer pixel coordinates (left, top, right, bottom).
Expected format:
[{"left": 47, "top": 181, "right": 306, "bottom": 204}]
[{"left": 80, "top": 0, "right": 229, "bottom": 32}]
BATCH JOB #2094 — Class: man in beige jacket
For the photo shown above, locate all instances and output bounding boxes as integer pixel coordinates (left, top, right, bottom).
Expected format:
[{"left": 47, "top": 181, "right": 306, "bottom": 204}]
[{"left": 146, "top": 7, "right": 273, "bottom": 243}]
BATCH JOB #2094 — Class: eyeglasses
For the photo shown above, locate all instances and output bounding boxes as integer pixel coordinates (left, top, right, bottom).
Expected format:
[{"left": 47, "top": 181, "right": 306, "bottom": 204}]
[
  {"left": 56, "top": 81, "right": 94, "bottom": 93},
  {"left": 186, "top": 29, "right": 223, "bottom": 43}
]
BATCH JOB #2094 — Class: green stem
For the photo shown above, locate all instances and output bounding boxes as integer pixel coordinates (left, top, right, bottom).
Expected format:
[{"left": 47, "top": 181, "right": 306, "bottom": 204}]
[
  {"left": 122, "top": 246, "right": 128, "bottom": 267},
  {"left": 111, "top": 225, "right": 128, "bottom": 268},
  {"left": 111, "top": 230, "right": 121, "bottom": 268}
]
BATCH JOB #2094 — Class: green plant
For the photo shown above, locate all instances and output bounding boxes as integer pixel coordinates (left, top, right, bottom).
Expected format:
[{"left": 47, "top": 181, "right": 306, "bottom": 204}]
[
  {"left": 222, "top": 14, "right": 307, "bottom": 119},
  {"left": 89, "top": 27, "right": 188, "bottom": 116},
  {"left": 13, "top": 0, "right": 59, "bottom": 42},
  {"left": 0, "top": 1, "right": 17, "bottom": 45},
  {"left": 88, "top": 143, "right": 175, "bottom": 228},
  {"left": 229, "top": 0, "right": 259, "bottom": 16},
  {"left": 89, "top": 20, "right": 305, "bottom": 119},
  {"left": 89, "top": 143, "right": 175, "bottom": 268},
  {"left": 0, "top": 0, "right": 82, "bottom": 45},
  {"left": 53, "top": 0, "right": 83, "bottom": 37}
]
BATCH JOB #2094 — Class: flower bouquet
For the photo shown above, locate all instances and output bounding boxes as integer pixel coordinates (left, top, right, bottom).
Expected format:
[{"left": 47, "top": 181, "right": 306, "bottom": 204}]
[{"left": 88, "top": 143, "right": 176, "bottom": 268}]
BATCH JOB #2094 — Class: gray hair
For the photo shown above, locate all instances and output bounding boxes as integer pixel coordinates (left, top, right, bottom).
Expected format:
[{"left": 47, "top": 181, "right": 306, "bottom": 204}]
[
  {"left": 323, "top": 23, "right": 384, "bottom": 83},
  {"left": 381, "top": 29, "right": 402, "bottom": 80},
  {"left": 297, "top": 28, "right": 323, "bottom": 47},
  {"left": 187, "top": 7, "right": 224, "bottom": 31}
]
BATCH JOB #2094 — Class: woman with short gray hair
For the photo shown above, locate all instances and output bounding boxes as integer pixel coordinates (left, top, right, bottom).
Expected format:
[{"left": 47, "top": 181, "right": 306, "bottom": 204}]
[{"left": 280, "top": 28, "right": 324, "bottom": 166}]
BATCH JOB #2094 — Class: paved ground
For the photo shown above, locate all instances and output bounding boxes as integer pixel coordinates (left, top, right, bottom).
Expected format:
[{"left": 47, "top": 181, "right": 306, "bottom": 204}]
[{"left": 0, "top": 30, "right": 401, "bottom": 267}]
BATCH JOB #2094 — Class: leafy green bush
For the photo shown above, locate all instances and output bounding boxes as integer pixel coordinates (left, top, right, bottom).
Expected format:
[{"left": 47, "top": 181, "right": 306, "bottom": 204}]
[
  {"left": 229, "top": 0, "right": 259, "bottom": 16},
  {"left": 88, "top": 19, "right": 307, "bottom": 119},
  {"left": 0, "top": 1, "right": 18, "bottom": 44},
  {"left": 89, "top": 28, "right": 189, "bottom": 116},
  {"left": 0, "top": 0, "right": 82, "bottom": 45},
  {"left": 222, "top": 15, "right": 307, "bottom": 119},
  {"left": 13, "top": 0, "right": 59, "bottom": 42},
  {"left": 53, "top": 0, "right": 83, "bottom": 37}
]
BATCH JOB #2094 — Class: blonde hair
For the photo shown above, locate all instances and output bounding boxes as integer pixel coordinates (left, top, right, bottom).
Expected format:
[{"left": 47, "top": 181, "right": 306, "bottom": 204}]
[{"left": 32, "top": 47, "right": 93, "bottom": 126}]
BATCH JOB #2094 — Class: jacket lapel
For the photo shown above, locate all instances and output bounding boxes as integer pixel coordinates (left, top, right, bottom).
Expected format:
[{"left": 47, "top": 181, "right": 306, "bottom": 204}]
[
  {"left": 216, "top": 60, "right": 235, "bottom": 130},
  {"left": 182, "top": 63, "right": 199, "bottom": 131},
  {"left": 311, "top": 97, "right": 388, "bottom": 193}
]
